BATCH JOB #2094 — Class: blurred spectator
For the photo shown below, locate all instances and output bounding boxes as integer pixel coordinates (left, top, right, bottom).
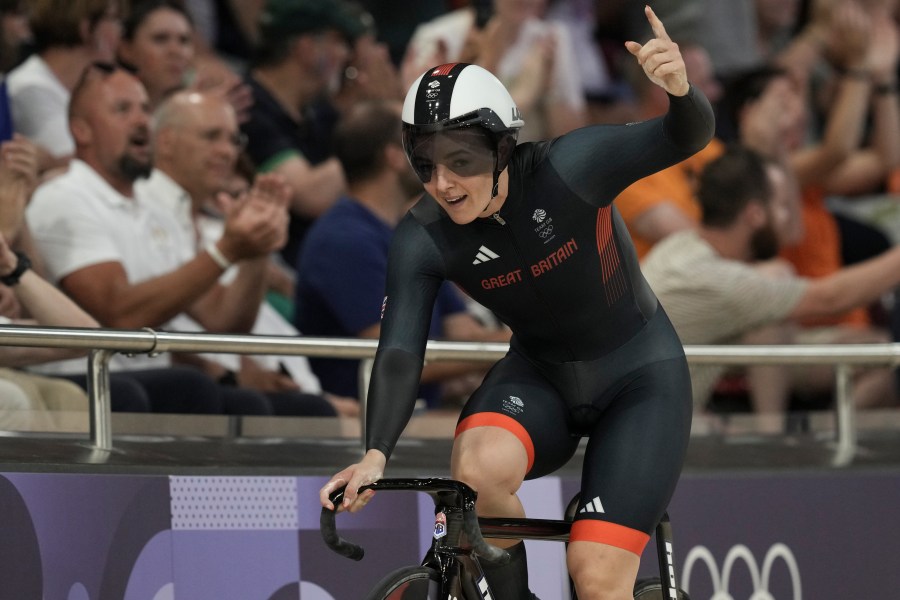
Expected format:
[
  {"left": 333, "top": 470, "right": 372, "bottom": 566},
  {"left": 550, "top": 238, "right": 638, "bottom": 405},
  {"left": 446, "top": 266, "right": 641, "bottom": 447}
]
[
  {"left": 329, "top": 2, "right": 404, "bottom": 114},
  {"left": 0, "top": 0, "right": 30, "bottom": 74},
  {"left": 722, "top": 5, "right": 900, "bottom": 331},
  {"left": 401, "top": 0, "right": 588, "bottom": 142},
  {"left": 754, "top": 0, "right": 804, "bottom": 60},
  {"left": 119, "top": 0, "right": 254, "bottom": 122},
  {"left": 740, "top": 0, "right": 900, "bottom": 143},
  {"left": 185, "top": 0, "right": 264, "bottom": 71},
  {"left": 545, "top": 0, "right": 636, "bottom": 124},
  {"left": 6, "top": 0, "right": 126, "bottom": 172},
  {"left": 0, "top": 230, "right": 94, "bottom": 429},
  {"left": 0, "top": 134, "right": 92, "bottom": 428},
  {"left": 242, "top": 0, "right": 362, "bottom": 264},
  {"left": 294, "top": 100, "right": 510, "bottom": 407},
  {"left": 661, "top": 27, "right": 899, "bottom": 403},
  {"left": 354, "top": 0, "right": 449, "bottom": 66},
  {"left": 693, "top": 0, "right": 763, "bottom": 78},
  {"left": 643, "top": 146, "right": 900, "bottom": 417},
  {"left": 118, "top": 0, "right": 194, "bottom": 109},
  {"left": 26, "top": 63, "right": 282, "bottom": 415},
  {"left": 646, "top": 0, "right": 762, "bottom": 79},
  {"left": 142, "top": 89, "right": 357, "bottom": 416},
  {"left": 0, "top": 133, "right": 36, "bottom": 243}
]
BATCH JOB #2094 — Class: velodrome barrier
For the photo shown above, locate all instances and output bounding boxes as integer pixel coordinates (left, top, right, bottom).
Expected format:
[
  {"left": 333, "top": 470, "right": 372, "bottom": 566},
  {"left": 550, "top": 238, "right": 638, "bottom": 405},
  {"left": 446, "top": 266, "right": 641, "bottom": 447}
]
[
  {"left": 1, "top": 326, "right": 899, "bottom": 598},
  {"left": 0, "top": 470, "right": 897, "bottom": 599},
  {"left": 3, "top": 324, "right": 900, "bottom": 464}
]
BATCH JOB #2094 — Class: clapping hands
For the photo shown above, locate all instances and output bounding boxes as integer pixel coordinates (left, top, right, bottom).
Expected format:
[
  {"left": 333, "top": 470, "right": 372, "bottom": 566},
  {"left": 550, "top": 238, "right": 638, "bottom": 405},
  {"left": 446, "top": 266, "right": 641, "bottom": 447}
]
[{"left": 217, "top": 173, "right": 290, "bottom": 262}]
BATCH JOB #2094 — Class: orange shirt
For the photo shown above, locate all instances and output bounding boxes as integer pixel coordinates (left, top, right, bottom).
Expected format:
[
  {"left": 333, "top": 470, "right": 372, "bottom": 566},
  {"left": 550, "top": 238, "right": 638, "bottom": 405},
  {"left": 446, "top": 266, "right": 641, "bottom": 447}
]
[
  {"left": 616, "top": 139, "right": 724, "bottom": 259},
  {"left": 779, "top": 185, "right": 869, "bottom": 328},
  {"left": 889, "top": 167, "right": 900, "bottom": 194}
]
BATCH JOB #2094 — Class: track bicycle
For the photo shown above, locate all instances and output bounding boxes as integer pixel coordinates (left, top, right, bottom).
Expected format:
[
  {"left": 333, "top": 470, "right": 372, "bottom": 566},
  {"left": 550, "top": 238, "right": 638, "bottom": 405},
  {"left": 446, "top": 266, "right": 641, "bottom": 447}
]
[{"left": 321, "top": 477, "right": 690, "bottom": 599}]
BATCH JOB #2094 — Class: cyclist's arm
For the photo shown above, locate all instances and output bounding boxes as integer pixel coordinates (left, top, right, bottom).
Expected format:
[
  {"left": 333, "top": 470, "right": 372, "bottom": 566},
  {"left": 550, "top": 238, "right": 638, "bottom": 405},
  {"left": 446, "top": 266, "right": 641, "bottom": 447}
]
[
  {"left": 365, "top": 214, "right": 445, "bottom": 460},
  {"left": 546, "top": 84, "right": 715, "bottom": 206},
  {"left": 321, "top": 216, "right": 444, "bottom": 510}
]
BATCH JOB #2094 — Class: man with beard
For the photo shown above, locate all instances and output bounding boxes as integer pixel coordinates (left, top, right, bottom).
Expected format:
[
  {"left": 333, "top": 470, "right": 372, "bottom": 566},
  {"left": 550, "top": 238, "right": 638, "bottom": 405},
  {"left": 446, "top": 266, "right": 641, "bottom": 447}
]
[
  {"left": 25, "top": 63, "right": 286, "bottom": 415},
  {"left": 642, "top": 145, "right": 900, "bottom": 418},
  {"left": 294, "top": 100, "right": 510, "bottom": 407}
]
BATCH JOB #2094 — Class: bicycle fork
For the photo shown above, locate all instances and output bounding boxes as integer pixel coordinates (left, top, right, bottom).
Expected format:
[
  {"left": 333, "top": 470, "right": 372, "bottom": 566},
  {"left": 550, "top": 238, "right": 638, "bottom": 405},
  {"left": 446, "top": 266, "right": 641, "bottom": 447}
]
[{"left": 424, "top": 507, "right": 497, "bottom": 599}]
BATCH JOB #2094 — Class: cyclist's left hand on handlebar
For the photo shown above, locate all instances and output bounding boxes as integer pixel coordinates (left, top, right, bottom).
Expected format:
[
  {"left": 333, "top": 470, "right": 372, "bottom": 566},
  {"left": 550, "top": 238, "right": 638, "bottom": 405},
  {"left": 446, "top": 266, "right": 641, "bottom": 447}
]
[{"left": 319, "top": 449, "right": 387, "bottom": 513}]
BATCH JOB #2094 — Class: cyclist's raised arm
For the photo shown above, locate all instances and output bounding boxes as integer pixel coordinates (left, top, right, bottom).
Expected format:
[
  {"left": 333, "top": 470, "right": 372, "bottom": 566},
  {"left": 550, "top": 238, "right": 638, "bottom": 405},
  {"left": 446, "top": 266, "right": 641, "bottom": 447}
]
[
  {"left": 320, "top": 215, "right": 445, "bottom": 511},
  {"left": 546, "top": 5, "right": 714, "bottom": 206}
]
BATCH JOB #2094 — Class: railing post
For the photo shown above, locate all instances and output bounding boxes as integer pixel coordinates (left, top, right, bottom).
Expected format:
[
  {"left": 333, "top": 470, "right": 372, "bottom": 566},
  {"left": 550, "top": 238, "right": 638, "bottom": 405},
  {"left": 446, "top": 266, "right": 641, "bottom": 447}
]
[
  {"left": 832, "top": 363, "right": 856, "bottom": 467},
  {"left": 87, "top": 349, "right": 115, "bottom": 450}
]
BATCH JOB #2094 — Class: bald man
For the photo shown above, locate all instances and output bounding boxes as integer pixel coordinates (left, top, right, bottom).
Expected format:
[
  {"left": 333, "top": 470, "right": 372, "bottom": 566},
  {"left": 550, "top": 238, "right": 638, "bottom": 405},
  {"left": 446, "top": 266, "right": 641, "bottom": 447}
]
[
  {"left": 26, "top": 63, "right": 284, "bottom": 415},
  {"left": 141, "top": 89, "right": 354, "bottom": 417}
]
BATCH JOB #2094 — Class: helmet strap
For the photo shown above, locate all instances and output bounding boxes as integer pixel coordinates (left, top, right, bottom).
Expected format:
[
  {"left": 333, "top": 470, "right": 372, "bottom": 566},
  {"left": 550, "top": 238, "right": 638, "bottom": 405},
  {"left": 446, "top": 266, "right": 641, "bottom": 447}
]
[{"left": 491, "top": 150, "right": 501, "bottom": 199}]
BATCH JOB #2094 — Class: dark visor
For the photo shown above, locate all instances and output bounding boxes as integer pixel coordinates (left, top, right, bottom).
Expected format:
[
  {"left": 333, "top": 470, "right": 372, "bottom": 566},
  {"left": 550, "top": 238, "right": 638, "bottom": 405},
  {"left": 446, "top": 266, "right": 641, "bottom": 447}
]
[{"left": 403, "top": 126, "right": 496, "bottom": 183}]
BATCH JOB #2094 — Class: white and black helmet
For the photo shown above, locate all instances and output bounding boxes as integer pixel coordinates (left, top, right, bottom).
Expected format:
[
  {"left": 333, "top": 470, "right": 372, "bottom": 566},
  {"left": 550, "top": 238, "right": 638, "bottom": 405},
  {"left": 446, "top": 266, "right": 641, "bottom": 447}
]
[{"left": 401, "top": 63, "right": 524, "bottom": 184}]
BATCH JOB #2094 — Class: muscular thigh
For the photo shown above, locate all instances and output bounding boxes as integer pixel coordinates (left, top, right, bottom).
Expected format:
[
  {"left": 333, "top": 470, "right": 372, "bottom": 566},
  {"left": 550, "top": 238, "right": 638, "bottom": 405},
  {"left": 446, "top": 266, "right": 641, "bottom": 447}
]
[
  {"left": 573, "top": 357, "right": 692, "bottom": 555},
  {"left": 456, "top": 350, "right": 580, "bottom": 480}
]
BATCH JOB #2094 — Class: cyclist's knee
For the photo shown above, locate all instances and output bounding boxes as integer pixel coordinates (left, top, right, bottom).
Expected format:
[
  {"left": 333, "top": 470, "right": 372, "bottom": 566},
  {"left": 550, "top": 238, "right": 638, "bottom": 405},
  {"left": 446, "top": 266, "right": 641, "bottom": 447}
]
[
  {"left": 567, "top": 540, "right": 639, "bottom": 600},
  {"left": 453, "top": 461, "right": 523, "bottom": 501},
  {"left": 451, "top": 427, "right": 528, "bottom": 496}
]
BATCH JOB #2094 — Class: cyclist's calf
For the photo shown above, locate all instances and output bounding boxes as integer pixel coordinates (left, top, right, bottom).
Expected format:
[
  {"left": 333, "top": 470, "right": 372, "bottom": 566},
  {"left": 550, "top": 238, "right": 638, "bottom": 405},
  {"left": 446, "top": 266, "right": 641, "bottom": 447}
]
[{"left": 567, "top": 540, "right": 640, "bottom": 600}]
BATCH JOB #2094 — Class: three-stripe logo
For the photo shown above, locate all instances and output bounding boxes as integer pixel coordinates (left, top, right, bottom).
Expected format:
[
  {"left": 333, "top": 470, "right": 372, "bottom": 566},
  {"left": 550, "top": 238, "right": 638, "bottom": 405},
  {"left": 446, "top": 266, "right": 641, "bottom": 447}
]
[
  {"left": 472, "top": 245, "right": 499, "bottom": 265},
  {"left": 579, "top": 496, "right": 605, "bottom": 514}
]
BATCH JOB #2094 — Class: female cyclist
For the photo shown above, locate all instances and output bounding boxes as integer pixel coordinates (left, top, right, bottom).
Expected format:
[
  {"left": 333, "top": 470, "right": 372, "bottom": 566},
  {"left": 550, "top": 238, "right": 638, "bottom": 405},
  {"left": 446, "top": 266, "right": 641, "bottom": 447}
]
[{"left": 321, "top": 7, "right": 715, "bottom": 599}]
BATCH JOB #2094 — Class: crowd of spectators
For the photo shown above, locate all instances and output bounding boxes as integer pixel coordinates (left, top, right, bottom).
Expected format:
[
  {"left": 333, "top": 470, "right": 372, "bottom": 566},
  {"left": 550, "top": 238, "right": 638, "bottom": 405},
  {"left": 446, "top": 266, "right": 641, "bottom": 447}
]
[{"left": 0, "top": 0, "right": 899, "bottom": 427}]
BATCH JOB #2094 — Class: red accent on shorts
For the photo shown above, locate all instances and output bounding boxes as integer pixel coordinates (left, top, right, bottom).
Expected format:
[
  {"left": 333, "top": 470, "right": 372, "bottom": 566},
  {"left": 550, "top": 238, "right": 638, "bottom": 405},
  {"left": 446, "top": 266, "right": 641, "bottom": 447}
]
[
  {"left": 570, "top": 519, "right": 650, "bottom": 556},
  {"left": 430, "top": 63, "right": 459, "bottom": 76},
  {"left": 455, "top": 413, "right": 535, "bottom": 473}
]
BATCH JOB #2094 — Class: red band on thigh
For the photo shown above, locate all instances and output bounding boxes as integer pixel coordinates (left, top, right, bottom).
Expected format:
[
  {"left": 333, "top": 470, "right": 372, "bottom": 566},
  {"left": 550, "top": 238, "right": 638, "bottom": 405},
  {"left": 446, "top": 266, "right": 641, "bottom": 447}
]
[
  {"left": 455, "top": 413, "right": 535, "bottom": 473},
  {"left": 570, "top": 519, "right": 650, "bottom": 556}
]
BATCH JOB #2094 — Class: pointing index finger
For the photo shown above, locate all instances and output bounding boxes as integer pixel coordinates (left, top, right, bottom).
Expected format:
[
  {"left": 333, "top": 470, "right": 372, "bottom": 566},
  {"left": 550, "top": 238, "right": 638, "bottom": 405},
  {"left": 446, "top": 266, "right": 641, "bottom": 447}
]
[{"left": 645, "top": 5, "right": 671, "bottom": 42}]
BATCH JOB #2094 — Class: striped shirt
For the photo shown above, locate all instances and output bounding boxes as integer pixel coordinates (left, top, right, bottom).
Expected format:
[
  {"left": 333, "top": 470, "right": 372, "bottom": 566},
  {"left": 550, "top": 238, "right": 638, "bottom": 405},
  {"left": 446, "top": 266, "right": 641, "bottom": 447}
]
[{"left": 641, "top": 230, "right": 807, "bottom": 406}]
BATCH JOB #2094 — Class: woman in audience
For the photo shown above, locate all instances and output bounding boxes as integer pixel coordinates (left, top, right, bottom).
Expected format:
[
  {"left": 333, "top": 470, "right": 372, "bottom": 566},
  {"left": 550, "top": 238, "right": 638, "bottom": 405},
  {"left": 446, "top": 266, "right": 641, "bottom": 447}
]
[
  {"left": 118, "top": 0, "right": 252, "bottom": 119},
  {"left": 5, "top": 0, "right": 125, "bottom": 171},
  {"left": 118, "top": 0, "right": 193, "bottom": 109}
]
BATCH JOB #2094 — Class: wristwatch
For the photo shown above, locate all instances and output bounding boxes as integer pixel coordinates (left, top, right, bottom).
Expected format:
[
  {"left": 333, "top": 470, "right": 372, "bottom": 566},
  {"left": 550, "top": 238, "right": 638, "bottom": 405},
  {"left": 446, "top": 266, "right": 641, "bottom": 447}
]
[{"left": 0, "top": 251, "right": 31, "bottom": 286}]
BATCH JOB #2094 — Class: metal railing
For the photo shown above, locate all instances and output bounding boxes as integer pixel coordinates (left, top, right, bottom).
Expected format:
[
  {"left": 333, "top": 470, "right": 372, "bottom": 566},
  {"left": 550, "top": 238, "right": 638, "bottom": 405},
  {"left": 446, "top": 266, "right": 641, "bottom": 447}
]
[{"left": 4, "top": 325, "right": 900, "bottom": 465}]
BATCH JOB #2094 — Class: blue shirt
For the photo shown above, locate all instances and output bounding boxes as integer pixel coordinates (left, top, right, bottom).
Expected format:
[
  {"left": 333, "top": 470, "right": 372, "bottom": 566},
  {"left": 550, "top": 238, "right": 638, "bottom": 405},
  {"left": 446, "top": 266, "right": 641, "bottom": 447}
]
[
  {"left": 294, "top": 197, "right": 466, "bottom": 402},
  {"left": 0, "top": 81, "right": 13, "bottom": 142}
]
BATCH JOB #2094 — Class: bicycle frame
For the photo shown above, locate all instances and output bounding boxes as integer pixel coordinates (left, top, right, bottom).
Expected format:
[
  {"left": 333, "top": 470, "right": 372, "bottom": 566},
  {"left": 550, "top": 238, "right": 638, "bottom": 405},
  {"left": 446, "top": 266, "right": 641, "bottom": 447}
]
[{"left": 321, "top": 477, "right": 682, "bottom": 599}]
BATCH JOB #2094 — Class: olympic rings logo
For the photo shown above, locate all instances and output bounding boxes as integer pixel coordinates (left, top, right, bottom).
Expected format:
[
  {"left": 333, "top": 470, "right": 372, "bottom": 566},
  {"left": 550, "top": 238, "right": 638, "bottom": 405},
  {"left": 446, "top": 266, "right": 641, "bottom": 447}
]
[{"left": 682, "top": 544, "right": 802, "bottom": 600}]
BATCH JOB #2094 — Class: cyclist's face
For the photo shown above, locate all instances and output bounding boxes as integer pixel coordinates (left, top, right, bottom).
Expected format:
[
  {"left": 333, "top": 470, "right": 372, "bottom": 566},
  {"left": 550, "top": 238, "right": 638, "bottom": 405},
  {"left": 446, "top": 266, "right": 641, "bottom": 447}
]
[
  {"left": 409, "top": 129, "right": 496, "bottom": 184},
  {"left": 419, "top": 133, "right": 498, "bottom": 224}
]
